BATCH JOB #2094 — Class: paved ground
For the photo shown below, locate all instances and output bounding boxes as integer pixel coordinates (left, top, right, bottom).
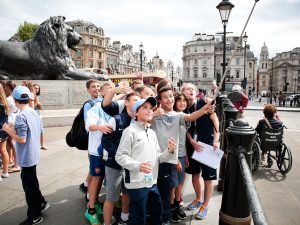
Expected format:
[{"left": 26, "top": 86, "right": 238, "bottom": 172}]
[{"left": 0, "top": 105, "right": 299, "bottom": 225}]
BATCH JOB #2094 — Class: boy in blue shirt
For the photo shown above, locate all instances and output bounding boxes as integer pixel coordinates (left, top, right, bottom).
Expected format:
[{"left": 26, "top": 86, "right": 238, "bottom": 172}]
[{"left": 3, "top": 86, "right": 49, "bottom": 225}]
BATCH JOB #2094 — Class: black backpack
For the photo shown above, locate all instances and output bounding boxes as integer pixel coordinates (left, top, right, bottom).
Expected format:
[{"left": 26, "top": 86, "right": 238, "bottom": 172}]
[{"left": 66, "top": 100, "right": 94, "bottom": 150}]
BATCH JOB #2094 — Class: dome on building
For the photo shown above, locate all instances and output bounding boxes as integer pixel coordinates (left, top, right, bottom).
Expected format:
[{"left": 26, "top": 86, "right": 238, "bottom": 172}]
[{"left": 261, "top": 42, "right": 268, "bottom": 53}]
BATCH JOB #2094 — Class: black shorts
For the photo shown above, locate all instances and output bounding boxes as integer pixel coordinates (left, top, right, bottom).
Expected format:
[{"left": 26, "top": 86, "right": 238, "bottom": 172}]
[{"left": 185, "top": 157, "right": 217, "bottom": 180}]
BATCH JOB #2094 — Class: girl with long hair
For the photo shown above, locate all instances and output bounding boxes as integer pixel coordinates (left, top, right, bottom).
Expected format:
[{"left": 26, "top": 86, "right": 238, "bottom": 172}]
[
  {"left": 0, "top": 84, "right": 10, "bottom": 180},
  {"left": 4, "top": 80, "right": 20, "bottom": 173}
]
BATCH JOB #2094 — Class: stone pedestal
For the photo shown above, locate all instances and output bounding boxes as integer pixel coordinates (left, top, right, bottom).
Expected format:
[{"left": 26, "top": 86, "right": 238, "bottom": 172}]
[{"left": 15, "top": 80, "right": 105, "bottom": 110}]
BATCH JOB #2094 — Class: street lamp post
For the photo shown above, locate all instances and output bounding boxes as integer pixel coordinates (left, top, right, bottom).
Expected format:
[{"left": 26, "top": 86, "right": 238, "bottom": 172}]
[
  {"left": 139, "top": 42, "right": 143, "bottom": 72},
  {"left": 243, "top": 32, "right": 248, "bottom": 91},
  {"left": 293, "top": 76, "right": 298, "bottom": 94},
  {"left": 217, "top": 0, "right": 235, "bottom": 91},
  {"left": 252, "top": 58, "right": 256, "bottom": 97},
  {"left": 270, "top": 58, "right": 274, "bottom": 104}
]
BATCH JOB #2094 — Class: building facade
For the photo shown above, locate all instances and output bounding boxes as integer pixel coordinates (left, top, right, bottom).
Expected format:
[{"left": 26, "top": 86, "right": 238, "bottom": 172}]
[
  {"left": 67, "top": 20, "right": 106, "bottom": 70},
  {"left": 269, "top": 47, "right": 300, "bottom": 95},
  {"left": 182, "top": 33, "right": 257, "bottom": 94}
]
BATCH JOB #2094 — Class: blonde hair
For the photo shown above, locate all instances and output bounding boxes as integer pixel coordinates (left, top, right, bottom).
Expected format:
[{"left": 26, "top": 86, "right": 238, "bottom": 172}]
[
  {"left": 0, "top": 84, "right": 10, "bottom": 115},
  {"left": 180, "top": 83, "right": 197, "bottom": 93}
]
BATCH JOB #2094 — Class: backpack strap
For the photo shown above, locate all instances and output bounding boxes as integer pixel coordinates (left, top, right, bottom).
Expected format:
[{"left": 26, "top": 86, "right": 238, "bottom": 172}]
[{"left": 264, "top": 118, "right": 272, "bottom": 129}]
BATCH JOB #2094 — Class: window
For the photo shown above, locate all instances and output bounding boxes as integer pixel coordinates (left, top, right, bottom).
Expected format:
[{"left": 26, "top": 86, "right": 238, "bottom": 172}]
[
  {"left": 188, "top": 48, "right": 190, "bottom": 53},
  {"left": 89, "top": 50, "right": 93, "bottom": 58},
  {"left": 262, "top": 81, "right": 266, "bottom": 86},
  {"left": 249, "top": 62, "right": 252, "bottom": 68},
  {"left": 98, "top": 62, "right": 102, "bottom": 68},
  {"left": 202, "top": 59, "right": 207, "bottom": 65},
  {"left": 203, "top": 47, "right": 207, "bottom": 52},
  {"left": 74, "top": 60, "right": 83, "bottom": 69},
  {"left": 216, "top": 59, "right": 221, "bottom": 66},
  {"left": 89, "top": 60, "right": 93, "bottom": 68},
  {"left": 194, "top": 59, "right": 198, "bottom": 65},
  {"left": 194, "top": 47, "right": 197, "bottom": 53},
  {"left": 194, "top": 68, "right": 198, "bottom": 78},
  {"left": 236, "top": 58, "right": 240, "bottom": 65},
  {"left": 236, "top": 70, "right": 240, "bottom": 78},
  {"left": 98, "top": 52, "right": 102, "bottom": 59},
  {"left": 203, "top": 72, "right": 207, "bottom": 78},
  {"left": 76, "top": 49, "right": 83, "bottom": 57},
  {"left": 74, "top": 26, "right": 81, "bottom": 33},
  {"left": 188, "top": 60, "right": 190, "bottom": 66},
  {"left": 89, "top": 38, "right": 93, "bottom": 45},
  {"left": 187, "top": 68, "right": 190, "bottom": 78}
]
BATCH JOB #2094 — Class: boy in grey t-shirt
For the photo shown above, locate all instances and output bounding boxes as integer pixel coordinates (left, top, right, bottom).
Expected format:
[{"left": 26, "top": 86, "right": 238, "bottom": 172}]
[
  {"left": 152, "top": 86, "right": 214, "bottom": 224},
  {"left": 3, "top": 86, "right": 49, "bottom": 225}
]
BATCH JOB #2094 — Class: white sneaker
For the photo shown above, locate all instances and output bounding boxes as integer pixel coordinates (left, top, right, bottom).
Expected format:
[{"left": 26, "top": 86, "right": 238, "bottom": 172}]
[
  {"left": 0, "top": 176, "right": 2, "bottom": 181},
  {"left": 1, "top": 173, "right": 9, "bottom": 178}
]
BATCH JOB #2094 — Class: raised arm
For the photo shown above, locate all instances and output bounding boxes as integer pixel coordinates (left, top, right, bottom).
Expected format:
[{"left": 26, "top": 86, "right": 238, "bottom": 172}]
[{"left": 184, "top": 102, "right": 214, "bottom": 122}]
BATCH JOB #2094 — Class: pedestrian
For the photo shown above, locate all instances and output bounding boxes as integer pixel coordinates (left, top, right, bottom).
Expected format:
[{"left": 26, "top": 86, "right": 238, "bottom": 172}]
[
  {"left": 33, "top": 84, "right": 48, "bottom": 150},
  {"left": 4, "top": 80, "right": 21, "bottom": 173},
  {"left": 227, "top": 85, "right": 248, "bottom": 118},
  {"left": 170, "top": 92, "right": 190, "bottom": 222},
  {"left": 151, "top": 86, "right": 214, "bottom": 225},
  {"left": 0, "top": 84, "right": 10, "bottom": 180},
  {"left": 116, "top": 97, "right": 176, "bottom": 225},
  {"left": 101, "top": 91, "right": 140, "bottom": 225},
  {"left": 188, "top": 96, "right": 220, "bottom": 220},
  {"left": 3, "top": 86, "right": 50, "bottom": 225}
]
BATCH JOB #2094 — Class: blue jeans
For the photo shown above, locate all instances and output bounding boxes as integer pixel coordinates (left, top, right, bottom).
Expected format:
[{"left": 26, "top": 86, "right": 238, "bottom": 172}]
[
  {"left": 157, "top": 163, "right": 174, "bottom": 222},
  {"left": 127, "top": 185, "right": 162, "bottom": 225}
]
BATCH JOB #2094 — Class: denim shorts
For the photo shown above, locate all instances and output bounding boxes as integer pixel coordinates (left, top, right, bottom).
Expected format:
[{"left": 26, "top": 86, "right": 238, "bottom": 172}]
[{"left": 89, "top": 154, "right": 105, "bottom": 177}]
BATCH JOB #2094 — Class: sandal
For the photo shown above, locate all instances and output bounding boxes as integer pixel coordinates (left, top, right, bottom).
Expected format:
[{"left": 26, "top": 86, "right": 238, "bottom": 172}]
[
  {"left": 8, "top": 167, "right": 21, "bottom": 173},
  {"left": 41, "top": 146, "right": 48, "bottom": 150}
]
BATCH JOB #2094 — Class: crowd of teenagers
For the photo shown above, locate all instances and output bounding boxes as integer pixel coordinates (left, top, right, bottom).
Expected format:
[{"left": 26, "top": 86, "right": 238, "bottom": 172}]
[
  {"left": 0, "top": 81, "right": 49, "bottom": 225},
  {"left": 76, "top": 78, "right": 220, "bottom": 225}
]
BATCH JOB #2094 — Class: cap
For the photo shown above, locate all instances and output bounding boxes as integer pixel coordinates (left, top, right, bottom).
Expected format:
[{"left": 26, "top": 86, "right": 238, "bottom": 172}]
[
  {"left": 12, "top": 86, "right": 31, "bottom": 101},
  {"left": 132, "top": 96, "right": 157, "bottom": 113}
]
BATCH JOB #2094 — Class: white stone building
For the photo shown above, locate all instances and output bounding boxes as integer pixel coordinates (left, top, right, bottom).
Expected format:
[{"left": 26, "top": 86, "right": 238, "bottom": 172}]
[{"left": 182, "top": 33, "right": 257, "bottom": 94}]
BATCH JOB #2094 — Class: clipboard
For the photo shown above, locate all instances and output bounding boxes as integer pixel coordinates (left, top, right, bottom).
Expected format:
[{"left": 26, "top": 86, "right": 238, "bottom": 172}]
[{"left": 191, "top": 141, "right": 224, "bottom": 169}]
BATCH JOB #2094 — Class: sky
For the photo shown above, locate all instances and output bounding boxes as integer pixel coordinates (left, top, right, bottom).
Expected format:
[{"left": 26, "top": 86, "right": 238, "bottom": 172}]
[{"left": 0, "top": 0, "right": 300, "bottom": 67}]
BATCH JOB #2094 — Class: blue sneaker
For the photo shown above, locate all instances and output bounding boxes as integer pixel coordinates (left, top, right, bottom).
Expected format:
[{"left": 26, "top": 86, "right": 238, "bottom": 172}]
[
  {"left": 196, "top": 205, "right": 209, "bottom": 220},
  {"left": 187, "top": 199, "right": 203, "bottom": 210}
]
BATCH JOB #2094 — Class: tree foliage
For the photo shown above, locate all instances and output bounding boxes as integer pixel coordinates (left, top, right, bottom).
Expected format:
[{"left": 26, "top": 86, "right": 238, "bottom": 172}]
[{"left": 17, "top": 21, "right": 38, "bottom": 41}]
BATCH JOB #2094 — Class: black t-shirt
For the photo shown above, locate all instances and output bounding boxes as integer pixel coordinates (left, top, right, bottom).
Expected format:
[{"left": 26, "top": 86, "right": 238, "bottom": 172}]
[{"left": 195, "top": 99, "right": 214, "bottom": 145}]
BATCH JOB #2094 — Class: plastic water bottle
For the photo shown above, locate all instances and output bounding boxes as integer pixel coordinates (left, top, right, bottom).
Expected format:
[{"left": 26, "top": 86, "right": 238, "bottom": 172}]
[{"left": 144, "top": 162, "right": 153, "bottom": 185}]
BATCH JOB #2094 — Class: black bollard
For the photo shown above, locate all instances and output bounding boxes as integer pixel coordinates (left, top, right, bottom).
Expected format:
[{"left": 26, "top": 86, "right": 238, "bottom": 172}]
[
  {"left": 216, "top": 95, "right": 227, "bottom": 121},
  {"left": 219, "top": 119, "right": 256, "bottom": 225},
  {"left": 217, "top": 103, "right": 238, "bottom": 192}
]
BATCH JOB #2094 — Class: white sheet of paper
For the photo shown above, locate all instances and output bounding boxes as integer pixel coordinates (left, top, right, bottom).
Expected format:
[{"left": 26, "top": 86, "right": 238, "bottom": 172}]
[{"left": 191, "top": 141, "right": 224, "bottom": 169}]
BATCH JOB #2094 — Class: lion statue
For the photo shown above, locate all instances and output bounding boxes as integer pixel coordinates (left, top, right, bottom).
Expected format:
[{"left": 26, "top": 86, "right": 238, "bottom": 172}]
[{"left": 0, "top": 16, "right": 100, "bottom": 80}]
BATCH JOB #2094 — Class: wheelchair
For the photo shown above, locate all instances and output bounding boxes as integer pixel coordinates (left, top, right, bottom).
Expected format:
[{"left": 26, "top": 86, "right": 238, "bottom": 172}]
[{"left": 252, "top": 125, "right": 293, "bottom": 174}]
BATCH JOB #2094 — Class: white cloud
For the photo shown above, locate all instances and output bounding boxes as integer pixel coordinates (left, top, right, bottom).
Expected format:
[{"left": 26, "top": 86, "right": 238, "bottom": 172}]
[{"left": 0, "top": 0, "right": 299, "bottom": 67}]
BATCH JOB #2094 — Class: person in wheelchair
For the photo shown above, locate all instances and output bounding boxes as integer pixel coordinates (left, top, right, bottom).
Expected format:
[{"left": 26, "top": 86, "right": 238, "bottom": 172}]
[
  {"left": 255, "top": 104, "right": 282, "bottom": 136},
  {"left": 253, "top": 104, "right": 292, "bottom": 174}
]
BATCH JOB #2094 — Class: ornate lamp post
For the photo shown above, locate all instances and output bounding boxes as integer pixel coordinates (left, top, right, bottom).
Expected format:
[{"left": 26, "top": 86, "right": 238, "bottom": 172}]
[
  {"left": 243, "top": 32, "right": 248, "bottom": 90},
  {"left": 139, "top": 42, "right": 144, "bottom": 72},
  {"left": 217, "top": 0, "right": 235, "bottom": 91}
]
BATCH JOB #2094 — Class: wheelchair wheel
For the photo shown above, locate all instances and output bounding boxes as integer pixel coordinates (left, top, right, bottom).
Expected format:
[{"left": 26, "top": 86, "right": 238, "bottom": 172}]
[
  {"left": 252, "top": 141, "right": 261, "bottom": 173},
  {"left": 277, "top": 143, "right": 292, "bottom": 174}
]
